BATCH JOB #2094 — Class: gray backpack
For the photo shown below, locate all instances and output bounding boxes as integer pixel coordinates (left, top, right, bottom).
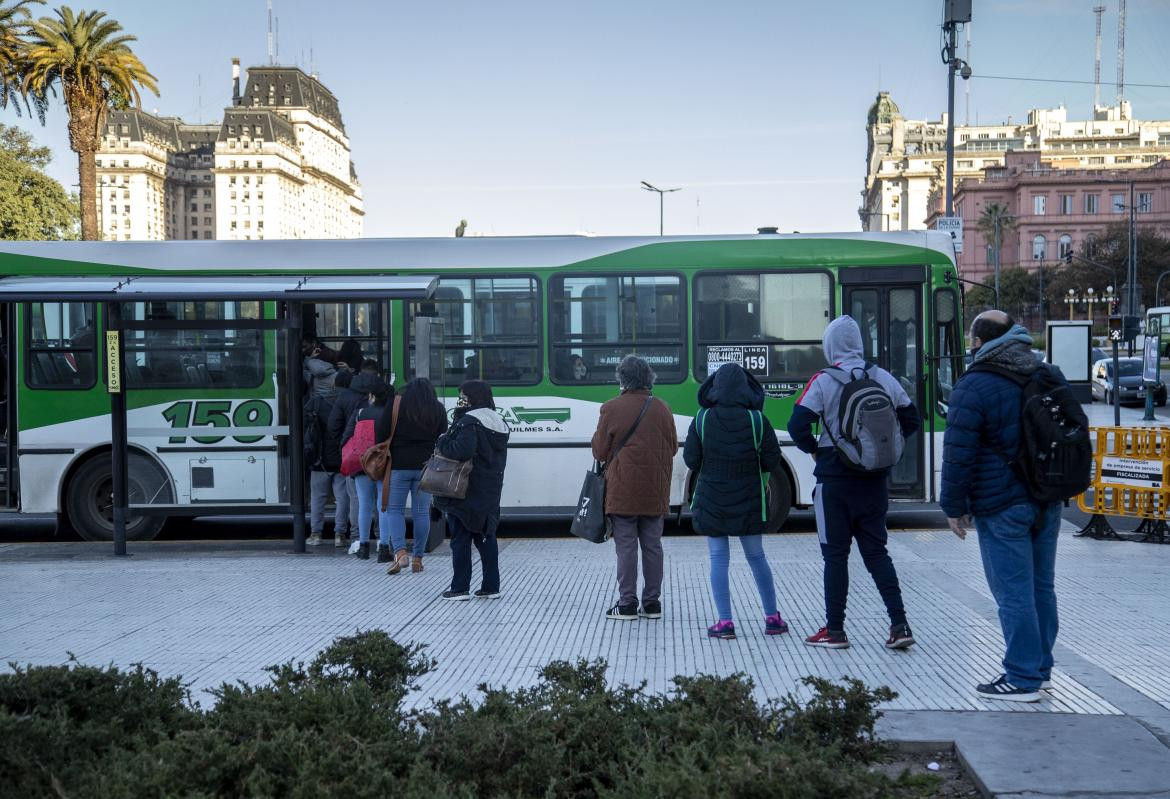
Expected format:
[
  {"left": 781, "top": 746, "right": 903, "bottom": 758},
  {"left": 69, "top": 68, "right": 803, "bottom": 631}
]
[{"left": 820, "top": 366, "right": 904, "bottom": 472}]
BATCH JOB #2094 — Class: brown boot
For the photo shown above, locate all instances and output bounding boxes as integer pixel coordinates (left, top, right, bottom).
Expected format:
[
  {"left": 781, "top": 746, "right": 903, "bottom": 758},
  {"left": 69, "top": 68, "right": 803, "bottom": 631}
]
[
  {"left": 411, "top": 556, "right": 423, "bottom": 573},
  {"left": 387, "top": 548, "right": 409, "bottom": 575}
]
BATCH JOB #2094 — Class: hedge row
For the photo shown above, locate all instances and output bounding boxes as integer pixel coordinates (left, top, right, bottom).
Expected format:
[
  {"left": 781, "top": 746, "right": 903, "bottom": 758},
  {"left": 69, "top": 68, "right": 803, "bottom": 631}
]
[{"left": 0, "top": 631, "right": 937, "bottom": 798}]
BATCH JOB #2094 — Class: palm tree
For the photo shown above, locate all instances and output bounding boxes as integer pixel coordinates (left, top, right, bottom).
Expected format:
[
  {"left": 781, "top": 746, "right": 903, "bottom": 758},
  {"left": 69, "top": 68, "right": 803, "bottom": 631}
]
[
  {"left": 976, "top": 202, "right": 1016, "bottom": 304},
  {"left": 0, "top": 0, "right": 43, "bottom": 117},
  {"left": 21, "top": 7, "right": 156, "bottom": 240}
]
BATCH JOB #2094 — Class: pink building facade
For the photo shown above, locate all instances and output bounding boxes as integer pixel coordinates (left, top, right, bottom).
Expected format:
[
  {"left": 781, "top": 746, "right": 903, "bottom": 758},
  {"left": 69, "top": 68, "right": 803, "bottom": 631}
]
[{"left": 927, "top": 152, "right": 1170, "bottom": 285}]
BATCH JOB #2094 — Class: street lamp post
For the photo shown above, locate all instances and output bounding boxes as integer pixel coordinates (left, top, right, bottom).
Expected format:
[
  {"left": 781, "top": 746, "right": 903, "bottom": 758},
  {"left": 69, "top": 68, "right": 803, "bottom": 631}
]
[
  {"left": 640, "top": 181, "right": 681, "bottom": 236},
  {"left": 942, "top": 6, "right": 972, "bottom": 217}
]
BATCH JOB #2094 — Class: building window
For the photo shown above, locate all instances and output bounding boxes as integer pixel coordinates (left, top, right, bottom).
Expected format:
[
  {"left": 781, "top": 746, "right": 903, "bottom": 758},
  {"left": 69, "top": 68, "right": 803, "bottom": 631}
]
[
  {"left": 409, "top": 277, "right": 542, "bottom": 385},
  {"left": 256, "top": 160, "right": 263, "bottom": 169},
  {"left": 693, "top": 272, "right": 830, "bottom": 382},
  {"left": 26, "top": 302, "right": 97, "bottom": 389},
  {"left": 203, "top": 231, "right": 212, "bottom": 239},
  {"left": 230, "top": 221, "right": 237, "bottom": 230},
  {"left": 1085, "top": 194, "right": 1099, "bottom": 214},
  {"left": 1138, "top": 192, "right": 1153, "bottom": 213},
  {"left": 1111, "top": 193, "right": 1125, "bottom": 213},
  {"left": 189, "top": 203, "right": 197, "bottom": 212},
  {"left": 1058, "top": 234, "right": 1073, "bottom": 259},
  {"left": 1032, "top": 235, "right": 1047, "bottom": 261},
  {"left": 230, "top": 191, "right": 237, "bottom": 200},
  {"left": 1033, "top": 195, "right": 1046, "bottom": 215},
  {"left": 1059, "top": 194, "right": 1073, "bottom": 214}
]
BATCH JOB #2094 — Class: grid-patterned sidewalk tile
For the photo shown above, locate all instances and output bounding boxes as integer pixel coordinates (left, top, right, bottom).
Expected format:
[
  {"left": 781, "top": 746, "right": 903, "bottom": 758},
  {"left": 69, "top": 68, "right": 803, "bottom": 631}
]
[{"left": 2, "top": 530, "right": 1162, "bottom": 717}]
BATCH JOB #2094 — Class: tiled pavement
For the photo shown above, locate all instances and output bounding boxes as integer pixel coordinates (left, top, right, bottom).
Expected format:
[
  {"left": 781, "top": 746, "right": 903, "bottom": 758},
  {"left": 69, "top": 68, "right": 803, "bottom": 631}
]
[{"left": 2, "top": 526, "right": 1168, "bottom": 722}]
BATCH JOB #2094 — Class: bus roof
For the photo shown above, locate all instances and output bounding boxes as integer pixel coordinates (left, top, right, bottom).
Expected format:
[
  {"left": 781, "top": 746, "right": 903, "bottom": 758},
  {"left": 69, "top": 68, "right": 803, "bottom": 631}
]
[{"left": 0, "top": 231, "right": 957, "bottom": 276}]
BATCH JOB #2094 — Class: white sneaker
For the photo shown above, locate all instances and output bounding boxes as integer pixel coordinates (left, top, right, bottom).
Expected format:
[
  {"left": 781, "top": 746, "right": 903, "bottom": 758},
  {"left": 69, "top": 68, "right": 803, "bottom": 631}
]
[{"left": 306, "top": 533, "right": 323, "bottom": 547}]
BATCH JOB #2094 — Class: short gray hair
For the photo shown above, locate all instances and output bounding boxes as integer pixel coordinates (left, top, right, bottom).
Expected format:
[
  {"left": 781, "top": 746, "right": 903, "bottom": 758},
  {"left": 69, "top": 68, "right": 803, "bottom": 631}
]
[{"left": 616, "top": 354, "right": 655, "bottom": 390}]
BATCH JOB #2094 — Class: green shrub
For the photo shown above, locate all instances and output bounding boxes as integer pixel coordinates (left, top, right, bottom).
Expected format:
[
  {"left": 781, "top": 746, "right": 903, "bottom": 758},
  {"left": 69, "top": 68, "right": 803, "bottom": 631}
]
[{"left": 0, "top": 631, "right": 934, "bottom": 798}]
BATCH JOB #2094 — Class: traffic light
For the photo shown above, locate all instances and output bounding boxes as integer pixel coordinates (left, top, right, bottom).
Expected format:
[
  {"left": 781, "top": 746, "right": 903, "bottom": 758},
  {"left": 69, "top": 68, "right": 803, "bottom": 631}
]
[{"left": 1108, "top": 315, "right": 1124, "bottom": 342}]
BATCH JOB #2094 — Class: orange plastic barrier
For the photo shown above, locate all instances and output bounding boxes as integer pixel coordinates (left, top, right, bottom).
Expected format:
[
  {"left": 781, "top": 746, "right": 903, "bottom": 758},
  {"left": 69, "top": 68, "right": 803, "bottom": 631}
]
[{"left": 1076, "top": 427, "right": 1170, "bottom": 541}]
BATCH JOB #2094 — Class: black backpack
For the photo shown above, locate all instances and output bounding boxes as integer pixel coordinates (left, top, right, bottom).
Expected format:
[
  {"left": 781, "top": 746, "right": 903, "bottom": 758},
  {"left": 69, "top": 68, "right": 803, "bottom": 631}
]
[
  {"left": 972, "top": 363, "right": 1092, "bottom": 502},
  {"left": 303, "top": 395, "right": 324, "bottom": 466}
]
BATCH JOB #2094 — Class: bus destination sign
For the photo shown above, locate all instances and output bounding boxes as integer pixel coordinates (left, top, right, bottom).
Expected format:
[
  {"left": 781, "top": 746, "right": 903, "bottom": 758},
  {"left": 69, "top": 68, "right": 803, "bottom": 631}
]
[
  {"left": 707, "top": 345, "right": 768, "bottom": 377},
  {"left": 105, "top": 331, "right": 121, "bottom": 394}
]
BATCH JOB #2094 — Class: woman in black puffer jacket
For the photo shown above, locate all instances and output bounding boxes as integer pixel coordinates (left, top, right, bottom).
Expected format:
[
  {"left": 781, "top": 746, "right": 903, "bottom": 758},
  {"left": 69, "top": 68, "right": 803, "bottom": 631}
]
[
  {"left": 684, "top": 364, "right": 786, "bottom": 641},
  {"left": 433, "top": 380, "right": 510, "bottom": 601}
]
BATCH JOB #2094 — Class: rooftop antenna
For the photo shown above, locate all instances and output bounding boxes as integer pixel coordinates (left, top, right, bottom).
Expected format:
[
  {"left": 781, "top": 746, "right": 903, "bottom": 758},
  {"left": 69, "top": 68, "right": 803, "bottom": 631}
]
[
  {"left": 196, "top": 73, "right": 202, "bottom": 122},
  {"left": 267, "top": 0, "right": 274, "bottom": 65},
  {"left": 310, "top": 45, "right": 315, "bottom": 78},
  {"left": 1116, "top": 0, "right": 1126, "bottom": 103},
  {"left": 275, "top": 16, "right": 280, "bottom": 64},
  {"left": 1092, "top": 5, "right": 1104, "bottom": 110}
]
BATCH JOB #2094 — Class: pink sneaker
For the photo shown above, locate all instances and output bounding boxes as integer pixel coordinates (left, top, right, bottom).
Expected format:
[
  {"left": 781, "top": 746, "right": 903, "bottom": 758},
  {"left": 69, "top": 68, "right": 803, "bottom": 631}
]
[
  {"left": 765, "top": 613, "right": 789, "bottom": 635},
  {"left": 707, "top": 620, "right": 736, "bottom": 639}
]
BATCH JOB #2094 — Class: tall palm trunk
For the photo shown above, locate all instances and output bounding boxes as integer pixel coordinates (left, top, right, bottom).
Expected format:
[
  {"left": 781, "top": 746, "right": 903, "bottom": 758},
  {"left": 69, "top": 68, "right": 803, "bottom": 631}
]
[{"left": 65, "top": 81, "right": 103, "bottom": 240}]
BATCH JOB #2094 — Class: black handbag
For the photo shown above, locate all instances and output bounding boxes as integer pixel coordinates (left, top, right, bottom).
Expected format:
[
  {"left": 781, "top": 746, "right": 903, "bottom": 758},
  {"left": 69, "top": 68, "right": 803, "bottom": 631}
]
[{"left": 570, "top": 397, "right": 653, "bottom": 543}]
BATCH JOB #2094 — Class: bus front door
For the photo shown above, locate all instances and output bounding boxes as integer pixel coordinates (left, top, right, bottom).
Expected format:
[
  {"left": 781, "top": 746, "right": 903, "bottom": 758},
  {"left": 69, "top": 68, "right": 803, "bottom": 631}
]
[
  {"left": 842, "top": 283, "right": 925, "bottom": 500},
  {"left": 0, "top": 301, "right": 14, "bottom": 510}
]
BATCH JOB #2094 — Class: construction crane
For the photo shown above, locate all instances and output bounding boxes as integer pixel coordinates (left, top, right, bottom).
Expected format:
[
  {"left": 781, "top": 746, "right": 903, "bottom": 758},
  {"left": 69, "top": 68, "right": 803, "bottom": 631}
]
[
  {"left": 1116, "top": 0, "right": 1126, "bottom": 103},
  {"left": 1093, "top": 5, "right": 1105, "bottom": 109}
]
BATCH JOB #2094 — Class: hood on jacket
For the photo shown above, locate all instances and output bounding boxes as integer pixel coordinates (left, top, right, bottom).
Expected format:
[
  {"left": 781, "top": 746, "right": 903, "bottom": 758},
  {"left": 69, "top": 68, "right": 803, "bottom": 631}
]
[
  {"left": 822, "top": 316, "right": 866, "bottom": 371},
  {"left": 974, "top": 323, "right": 1033, "bottom": 360},
  {"left": 697, "top": 363, "right": 765, "bottom": 410},
  {"left": 305, "top": 357, "right": 337, "bottom": 396},
  {"left": 465, "top": 407, "right": 511, "bottom": 437},
  {"left": 973, "top": 323, "right": 1037, "bottom": 375}
]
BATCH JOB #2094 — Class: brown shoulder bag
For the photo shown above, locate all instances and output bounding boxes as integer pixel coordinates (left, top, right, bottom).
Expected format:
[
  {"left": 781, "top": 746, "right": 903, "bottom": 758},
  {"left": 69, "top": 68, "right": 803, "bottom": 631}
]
[{"left": 361, "top": 395, "right": 400, "bottom": 511}]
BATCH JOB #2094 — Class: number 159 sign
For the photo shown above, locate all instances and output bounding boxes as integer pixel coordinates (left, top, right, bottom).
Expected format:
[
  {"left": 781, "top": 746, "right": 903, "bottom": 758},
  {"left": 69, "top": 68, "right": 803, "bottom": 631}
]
[{"left": 707, "top": 345, "right": 769, "bottom": 377}]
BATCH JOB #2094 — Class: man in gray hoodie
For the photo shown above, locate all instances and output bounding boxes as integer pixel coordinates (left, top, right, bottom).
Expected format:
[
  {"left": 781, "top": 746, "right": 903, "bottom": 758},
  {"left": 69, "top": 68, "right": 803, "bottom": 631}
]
[{"left": 788, "top": 316, "right": 920, "bottom": 650}]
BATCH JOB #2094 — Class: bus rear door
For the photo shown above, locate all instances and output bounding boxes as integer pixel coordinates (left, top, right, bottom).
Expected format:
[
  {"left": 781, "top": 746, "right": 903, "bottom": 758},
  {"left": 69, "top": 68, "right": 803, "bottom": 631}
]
[{"left": 841, "top": 267, "right": 926, "bottom": 500}]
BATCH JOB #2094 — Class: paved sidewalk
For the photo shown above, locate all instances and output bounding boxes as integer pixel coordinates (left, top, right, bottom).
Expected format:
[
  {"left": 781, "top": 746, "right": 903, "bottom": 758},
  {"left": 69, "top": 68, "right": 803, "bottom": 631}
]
[{"left": 3, "top": 528, "right": 1170, "bottom": 796}]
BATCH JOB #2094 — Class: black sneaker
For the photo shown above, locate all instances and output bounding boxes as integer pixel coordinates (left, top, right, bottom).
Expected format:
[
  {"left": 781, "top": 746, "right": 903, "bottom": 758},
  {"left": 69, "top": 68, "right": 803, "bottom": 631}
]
[
  {"left": 606, "top": 603, "right": 638, "bottom": 620},
  {"left": 474, "top": 589, "right": 502, "bottom": 599},
  {"left": 639, "top": 601, "right": 662, "bottom": 619},
  {"left": 441, "top": 590, "right": 470, "bottom": 601},
  {"left": 376, "top": 545, "right": 391, "bottom": 563},
  {"left": 975, "top": 674, "right": 1041, "bottom": 703},
  {"left": 885, "top": 623, "right": 916, "bottom": 650},
  {"left": 355, "top": 542, "right": 370, "bottom": 560}
]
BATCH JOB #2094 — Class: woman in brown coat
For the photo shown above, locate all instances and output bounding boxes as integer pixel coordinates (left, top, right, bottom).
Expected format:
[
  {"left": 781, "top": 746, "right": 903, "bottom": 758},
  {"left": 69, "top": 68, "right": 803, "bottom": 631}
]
[{"left": 590, "top": 355, "right": 678, "bottom": 621}]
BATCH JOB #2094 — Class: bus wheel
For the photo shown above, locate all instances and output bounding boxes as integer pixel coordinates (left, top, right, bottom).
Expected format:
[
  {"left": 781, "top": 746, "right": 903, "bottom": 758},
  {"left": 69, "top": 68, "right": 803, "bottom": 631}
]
[
  {"left": 764, "top": 468, "right": 793, "bottom": 533},
  {"left": 65, "top": 455, "right": 170, "bottom": 542}
]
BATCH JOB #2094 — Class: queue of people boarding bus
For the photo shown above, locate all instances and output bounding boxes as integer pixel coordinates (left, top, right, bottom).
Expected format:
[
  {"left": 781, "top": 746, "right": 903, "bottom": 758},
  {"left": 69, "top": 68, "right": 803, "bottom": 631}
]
[{"left": 308, "top": 310, "right": 1083, "bottom": 704}]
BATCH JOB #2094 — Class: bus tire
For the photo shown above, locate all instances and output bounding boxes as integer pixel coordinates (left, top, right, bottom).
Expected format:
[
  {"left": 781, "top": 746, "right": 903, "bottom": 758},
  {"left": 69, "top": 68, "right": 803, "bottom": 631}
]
[
  {"left": 65, "top": 455, "right": 169, "bottom": 542},
  {"left": 764, "top": 468, "right": 793, "bottom": 534}
]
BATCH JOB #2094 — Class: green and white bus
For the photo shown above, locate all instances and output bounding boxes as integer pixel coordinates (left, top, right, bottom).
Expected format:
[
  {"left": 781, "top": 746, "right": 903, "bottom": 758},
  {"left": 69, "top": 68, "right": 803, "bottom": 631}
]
[{"left": 0, "top": 232, "right": 964, "bottom": 541}]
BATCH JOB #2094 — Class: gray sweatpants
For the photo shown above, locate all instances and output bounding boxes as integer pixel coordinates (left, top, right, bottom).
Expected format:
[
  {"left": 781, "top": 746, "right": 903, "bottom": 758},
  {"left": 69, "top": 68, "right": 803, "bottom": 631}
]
[
  {"left": 310, "top": 470, "right": 348, "bottom": 534},
  {"left": 344, "top": 476, "right": 359, "bottom": 534},
  {"left": 611, "top": 515, "right": 664, "bottom": 607}
]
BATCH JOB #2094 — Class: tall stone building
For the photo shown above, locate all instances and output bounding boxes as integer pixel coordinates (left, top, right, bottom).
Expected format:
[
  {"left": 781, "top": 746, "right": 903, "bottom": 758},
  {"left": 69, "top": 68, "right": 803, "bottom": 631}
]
[
  {"left": 95, "top": 59, "right": 363, "bottom": 241},
  {"left": 861, "top": 92, "right": 1170, "bottom": 232}
]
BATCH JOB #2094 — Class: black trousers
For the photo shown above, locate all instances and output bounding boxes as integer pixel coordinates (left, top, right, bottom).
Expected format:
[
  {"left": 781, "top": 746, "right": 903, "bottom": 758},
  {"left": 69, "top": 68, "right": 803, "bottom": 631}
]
[
  {"left": 813, "top": 479, "right": 906, "bottom": 631},
  {"left": 448, "top": 514, "right": 500, "bottom": 593}
]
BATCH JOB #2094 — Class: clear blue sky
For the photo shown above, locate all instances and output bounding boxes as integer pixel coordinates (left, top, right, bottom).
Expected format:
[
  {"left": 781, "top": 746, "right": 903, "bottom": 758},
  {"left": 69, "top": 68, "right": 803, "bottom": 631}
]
[{"left": 7, "top": 0, "right": 1170, "bottom": 237}]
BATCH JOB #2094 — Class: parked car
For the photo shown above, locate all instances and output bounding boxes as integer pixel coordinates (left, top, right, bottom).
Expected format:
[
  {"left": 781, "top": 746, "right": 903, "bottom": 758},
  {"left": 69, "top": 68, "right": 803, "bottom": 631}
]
[{"left": 1090, "top": 356, "right": 1167, "bottom": 406}]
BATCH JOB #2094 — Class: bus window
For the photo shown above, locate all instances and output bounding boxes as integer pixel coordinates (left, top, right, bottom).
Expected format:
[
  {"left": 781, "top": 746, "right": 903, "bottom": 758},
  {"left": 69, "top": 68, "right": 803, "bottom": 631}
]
[
  {"left": 934, "top": 289, "right": 962, "bottom": 409},
  {"left": 694, "top": 272, "right": 830, "bottom": 381},
  {"left": 26, "top": 302, "right": 96, "bottom": 389},
  {"left": 123, "top": 301, "right": 263, "bottom": 388},
  {"left": 550, "top": 274, "right": 684, "bottom": 384},
  {"left": 408, "top": 277, "right": 540, "bottom": 386}
]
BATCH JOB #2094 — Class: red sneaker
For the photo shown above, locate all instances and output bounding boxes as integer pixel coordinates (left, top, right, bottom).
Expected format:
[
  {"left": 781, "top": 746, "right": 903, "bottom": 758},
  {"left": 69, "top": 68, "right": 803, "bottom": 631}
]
[{"left": 804, "top": 627, "right": 850, "bottom": 649}]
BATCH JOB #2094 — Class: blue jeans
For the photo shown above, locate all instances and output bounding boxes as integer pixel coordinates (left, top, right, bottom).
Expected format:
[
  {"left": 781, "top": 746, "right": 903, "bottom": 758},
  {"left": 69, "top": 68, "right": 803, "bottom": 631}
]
[
  {"left": 354, "top": 474, "right": 392, "bottom": 548},
  {"left": 707, "top": 535, "right": 777, "bottom": 622},
  {"left": 386, "top": 469, "right": 432, "bottom": 557},
  {"left": 974, "top": 501, "right": 1062, "bottom": 691}
]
